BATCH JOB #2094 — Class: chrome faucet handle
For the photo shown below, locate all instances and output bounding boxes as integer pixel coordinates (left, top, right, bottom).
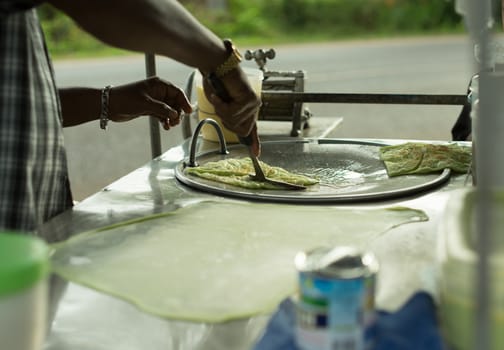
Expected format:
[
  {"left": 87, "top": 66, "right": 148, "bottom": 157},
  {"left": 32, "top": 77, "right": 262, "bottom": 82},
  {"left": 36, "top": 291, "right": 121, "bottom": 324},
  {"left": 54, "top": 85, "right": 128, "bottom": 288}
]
[{"left": 244, "top": 49, "right": 276, "bottom": 71}]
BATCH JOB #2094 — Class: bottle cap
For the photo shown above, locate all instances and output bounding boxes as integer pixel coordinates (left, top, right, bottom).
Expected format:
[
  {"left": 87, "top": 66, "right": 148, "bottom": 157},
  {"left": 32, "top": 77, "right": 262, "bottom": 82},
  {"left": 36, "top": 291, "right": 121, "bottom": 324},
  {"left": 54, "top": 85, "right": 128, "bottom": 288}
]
[{"left": 0, "top": 232, "right": 49, "bottom": 297}]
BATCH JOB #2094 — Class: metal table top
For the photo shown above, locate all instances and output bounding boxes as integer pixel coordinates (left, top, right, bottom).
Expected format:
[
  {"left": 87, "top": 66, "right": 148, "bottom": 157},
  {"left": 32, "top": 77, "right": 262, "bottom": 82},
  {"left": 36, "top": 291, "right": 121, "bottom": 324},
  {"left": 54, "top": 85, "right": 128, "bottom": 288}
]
[{"left": 42, "top": 138, "right": 471, "bottom": 350}]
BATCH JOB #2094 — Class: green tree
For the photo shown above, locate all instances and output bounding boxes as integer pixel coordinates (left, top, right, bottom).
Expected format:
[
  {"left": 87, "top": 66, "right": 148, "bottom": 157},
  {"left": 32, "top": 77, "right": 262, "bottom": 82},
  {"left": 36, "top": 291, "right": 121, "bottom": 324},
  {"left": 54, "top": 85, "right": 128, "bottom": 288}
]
[{"left": 38, "top": 0, "right": 465, "bottom": 58}]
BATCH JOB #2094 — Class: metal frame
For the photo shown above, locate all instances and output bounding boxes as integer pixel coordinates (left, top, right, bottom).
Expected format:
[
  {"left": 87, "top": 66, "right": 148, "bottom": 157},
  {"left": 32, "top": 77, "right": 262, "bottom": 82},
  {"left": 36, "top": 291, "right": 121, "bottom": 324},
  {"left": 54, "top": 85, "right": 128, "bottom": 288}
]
[
  {"left": 178, "top": 69, "right": 467, "bottom": 142},
  {"left": 145, "top": 53, "right": 162, "bottom": 158},
  {"left": 259, "top": 70, "right": 311, "bottom": 137}
]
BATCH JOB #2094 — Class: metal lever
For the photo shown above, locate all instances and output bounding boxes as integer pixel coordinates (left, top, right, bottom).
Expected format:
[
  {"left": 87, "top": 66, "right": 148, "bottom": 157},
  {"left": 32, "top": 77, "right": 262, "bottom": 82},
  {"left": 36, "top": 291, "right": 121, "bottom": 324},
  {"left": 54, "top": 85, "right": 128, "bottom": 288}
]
[{"left": 186, "top": 118, "right": 228, "bottom": 168}]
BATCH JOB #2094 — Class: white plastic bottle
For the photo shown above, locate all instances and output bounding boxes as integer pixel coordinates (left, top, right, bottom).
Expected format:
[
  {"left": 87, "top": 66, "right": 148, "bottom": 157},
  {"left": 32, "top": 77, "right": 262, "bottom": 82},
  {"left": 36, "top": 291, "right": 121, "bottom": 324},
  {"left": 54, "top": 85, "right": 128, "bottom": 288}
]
[{"left": 0, "top": 232, "right": 50, "bottom": 350}]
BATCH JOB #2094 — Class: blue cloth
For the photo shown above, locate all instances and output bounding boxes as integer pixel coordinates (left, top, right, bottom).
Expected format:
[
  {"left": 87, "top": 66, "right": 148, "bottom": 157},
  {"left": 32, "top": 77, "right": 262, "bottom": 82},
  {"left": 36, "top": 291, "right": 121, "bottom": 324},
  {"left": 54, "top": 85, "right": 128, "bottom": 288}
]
[{"left": 254, "top": 291, "right": 447, "bottom": 350}]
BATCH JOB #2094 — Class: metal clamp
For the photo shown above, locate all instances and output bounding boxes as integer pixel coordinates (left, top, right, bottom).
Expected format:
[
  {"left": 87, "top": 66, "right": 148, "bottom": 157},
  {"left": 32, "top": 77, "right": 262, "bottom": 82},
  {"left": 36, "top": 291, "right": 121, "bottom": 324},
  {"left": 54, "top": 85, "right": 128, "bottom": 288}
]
[{"left": 185, "top": 118, "right": 229, "bottom": 168}]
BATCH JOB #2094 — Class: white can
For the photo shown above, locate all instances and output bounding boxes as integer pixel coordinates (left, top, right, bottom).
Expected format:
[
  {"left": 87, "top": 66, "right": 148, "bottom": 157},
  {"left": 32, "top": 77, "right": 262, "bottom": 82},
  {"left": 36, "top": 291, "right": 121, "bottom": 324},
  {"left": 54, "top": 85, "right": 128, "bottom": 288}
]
[
  {"left": 294, "top": 246, "right": 379, "bottom": 350},
  {"left": 0, "top": 232, "right": 50, "bottom": 350}
]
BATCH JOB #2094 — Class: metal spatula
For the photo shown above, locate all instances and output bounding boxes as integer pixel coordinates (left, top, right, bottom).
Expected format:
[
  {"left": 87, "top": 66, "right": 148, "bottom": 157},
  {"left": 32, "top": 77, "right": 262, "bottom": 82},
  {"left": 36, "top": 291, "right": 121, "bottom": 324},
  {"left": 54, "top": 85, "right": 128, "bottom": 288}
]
[{"left": 239, "top": 135, "right": 306, "bottom": 190}]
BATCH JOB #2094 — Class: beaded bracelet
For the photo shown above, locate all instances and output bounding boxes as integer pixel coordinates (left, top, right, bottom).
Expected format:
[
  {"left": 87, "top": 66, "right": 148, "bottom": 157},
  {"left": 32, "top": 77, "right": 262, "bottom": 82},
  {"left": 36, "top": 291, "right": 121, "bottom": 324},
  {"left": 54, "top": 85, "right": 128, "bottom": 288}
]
[{"left": 100, "top": 85, "right": 112, "bottom": 130}]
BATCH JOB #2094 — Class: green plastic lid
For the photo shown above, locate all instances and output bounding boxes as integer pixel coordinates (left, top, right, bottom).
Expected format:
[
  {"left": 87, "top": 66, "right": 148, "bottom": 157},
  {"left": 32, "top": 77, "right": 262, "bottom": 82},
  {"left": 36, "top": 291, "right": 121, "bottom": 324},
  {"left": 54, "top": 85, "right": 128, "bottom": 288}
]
[{"left": 0, "top": 232, "right": 50, "bottom": 297}]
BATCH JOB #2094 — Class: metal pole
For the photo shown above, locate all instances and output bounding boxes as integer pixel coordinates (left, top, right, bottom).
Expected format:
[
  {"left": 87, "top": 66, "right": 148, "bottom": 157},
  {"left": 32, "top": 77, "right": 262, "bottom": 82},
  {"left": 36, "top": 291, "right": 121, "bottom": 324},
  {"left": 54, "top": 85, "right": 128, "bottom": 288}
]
[
  {"left": 145, "top": 53, "right": 162, "bottom": 159},
  {"left": 260, "top": 92, "right": 466, "bottom": 105},
  {"left": 469, "top": 0, "right": 492, "bottom": 349}
]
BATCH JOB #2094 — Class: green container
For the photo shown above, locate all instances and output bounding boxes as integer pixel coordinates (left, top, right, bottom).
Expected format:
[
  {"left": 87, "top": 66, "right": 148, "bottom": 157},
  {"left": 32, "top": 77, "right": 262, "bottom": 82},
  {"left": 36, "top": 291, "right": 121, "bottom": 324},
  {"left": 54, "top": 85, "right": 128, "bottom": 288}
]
[
  {"left": 0, "top": 231, "right": 50, "bottom": 350},
  {"left": 0, "top": 232, "right": 50, "bottom": 297}
]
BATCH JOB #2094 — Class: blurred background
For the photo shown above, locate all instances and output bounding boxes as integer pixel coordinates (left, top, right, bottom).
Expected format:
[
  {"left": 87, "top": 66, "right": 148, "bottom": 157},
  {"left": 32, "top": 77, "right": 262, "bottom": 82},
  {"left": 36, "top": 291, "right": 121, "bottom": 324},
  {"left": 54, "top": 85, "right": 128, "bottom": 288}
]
[
  {"left": 39, "top": 0, "right": 469, "bottom": 55},
  {"left": 36, "top": 0, "right": 496, "bottom": 200}
]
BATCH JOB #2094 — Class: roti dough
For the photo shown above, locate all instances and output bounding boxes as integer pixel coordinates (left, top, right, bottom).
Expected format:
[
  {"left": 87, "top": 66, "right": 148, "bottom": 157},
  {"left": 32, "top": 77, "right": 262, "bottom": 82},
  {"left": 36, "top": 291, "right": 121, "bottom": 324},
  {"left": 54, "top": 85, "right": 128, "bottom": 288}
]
[
  {"left": 50, "top": 201, "right": 428, "bottom": 323},
  {"left": 379, "top": 143, "right": 472, "bottom": 177},
  {"left": 185, "top": 158, "right": 319, "bottom": 189}
]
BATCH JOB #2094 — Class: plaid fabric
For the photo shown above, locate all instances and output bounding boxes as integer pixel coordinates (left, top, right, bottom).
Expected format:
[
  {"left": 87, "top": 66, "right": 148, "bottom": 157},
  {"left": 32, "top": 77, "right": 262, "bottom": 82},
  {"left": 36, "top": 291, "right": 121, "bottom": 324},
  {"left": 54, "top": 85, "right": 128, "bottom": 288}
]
[{"left": 0, "top": 9, "right": 73, "bottom": 234}]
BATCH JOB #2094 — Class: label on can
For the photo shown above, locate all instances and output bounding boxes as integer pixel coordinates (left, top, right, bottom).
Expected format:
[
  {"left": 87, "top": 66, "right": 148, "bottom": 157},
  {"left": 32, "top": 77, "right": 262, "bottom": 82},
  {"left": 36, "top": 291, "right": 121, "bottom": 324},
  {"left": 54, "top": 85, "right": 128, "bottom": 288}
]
[{"left": 294, "top": 246, "right": 379, "bottom": 350}]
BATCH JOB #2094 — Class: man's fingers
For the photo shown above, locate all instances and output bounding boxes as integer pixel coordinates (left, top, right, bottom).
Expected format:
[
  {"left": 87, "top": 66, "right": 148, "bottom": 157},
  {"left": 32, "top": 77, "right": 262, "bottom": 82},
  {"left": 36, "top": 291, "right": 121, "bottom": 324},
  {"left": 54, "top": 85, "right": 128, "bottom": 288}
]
[
  {"left": 210, "top": 93, "right": 258, "bottom": 119},
  {"left": 174, "top": 90, "right": 193, "bottom": 115},
  {"left": 145, "top": 98, "right": 182, "bottom": 128},
  {"left": 221, "top": 105, "right": 259, "bottom": 136}
]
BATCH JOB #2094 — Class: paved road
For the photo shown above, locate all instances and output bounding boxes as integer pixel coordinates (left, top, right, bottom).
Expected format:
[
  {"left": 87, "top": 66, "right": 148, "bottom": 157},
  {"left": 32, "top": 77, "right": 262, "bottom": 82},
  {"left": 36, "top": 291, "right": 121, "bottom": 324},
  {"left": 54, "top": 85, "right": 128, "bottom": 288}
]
[{"left": 54, "top": 35, "right": 474, "bottom": 200}]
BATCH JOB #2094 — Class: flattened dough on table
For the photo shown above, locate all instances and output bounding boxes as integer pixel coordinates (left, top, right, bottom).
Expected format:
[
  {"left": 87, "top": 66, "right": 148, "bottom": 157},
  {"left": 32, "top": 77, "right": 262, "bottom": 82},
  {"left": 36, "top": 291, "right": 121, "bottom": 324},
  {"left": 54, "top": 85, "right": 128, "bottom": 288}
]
[
  {"left": 50, "top": 201, "right": 427, "bottom": 323},
  {"left": 185, "top": 157, "right": 319, "bottom": 189}
]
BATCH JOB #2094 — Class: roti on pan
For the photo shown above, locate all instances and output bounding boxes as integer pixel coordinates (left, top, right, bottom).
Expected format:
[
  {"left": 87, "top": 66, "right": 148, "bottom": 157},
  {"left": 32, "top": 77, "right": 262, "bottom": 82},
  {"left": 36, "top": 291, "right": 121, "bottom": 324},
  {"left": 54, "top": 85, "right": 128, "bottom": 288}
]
[
  {"left": 379, "top": 143, "right": 472, "bottom": 177},
  {"left": 185, "top": 157, "right": 319, "bottom": 189}
]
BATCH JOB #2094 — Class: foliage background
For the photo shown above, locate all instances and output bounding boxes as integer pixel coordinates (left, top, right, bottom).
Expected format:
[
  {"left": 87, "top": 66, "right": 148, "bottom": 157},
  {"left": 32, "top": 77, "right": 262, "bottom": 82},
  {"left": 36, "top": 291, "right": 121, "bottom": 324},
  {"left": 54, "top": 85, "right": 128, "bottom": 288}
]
[{"left": 38, "top": 0, "right": 468, "bottom": 58}]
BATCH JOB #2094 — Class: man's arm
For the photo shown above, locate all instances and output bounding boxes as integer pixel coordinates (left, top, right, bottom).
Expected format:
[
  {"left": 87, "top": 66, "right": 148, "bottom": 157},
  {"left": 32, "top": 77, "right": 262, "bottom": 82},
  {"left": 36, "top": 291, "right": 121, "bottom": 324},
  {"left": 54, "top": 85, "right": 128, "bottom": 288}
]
[
  {"left": 47, "top": 0, "right": 228, "bottom": 74},
  {"left": 47, "top": 0, "right": 261, "bottom": 152},
  {"left": 60, "top": 77, "right": 192, "bottom": 129},
  {"left": 59, "top": 87, "right": 100, "bottom": 127}
]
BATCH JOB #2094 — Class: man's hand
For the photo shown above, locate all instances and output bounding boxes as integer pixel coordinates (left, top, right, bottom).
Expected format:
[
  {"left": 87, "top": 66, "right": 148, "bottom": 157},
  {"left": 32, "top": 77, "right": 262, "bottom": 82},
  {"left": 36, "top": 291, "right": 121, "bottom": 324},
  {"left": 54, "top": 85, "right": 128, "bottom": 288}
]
[
  {"left": 203, "top": 67, "right": 262, "bottom": 155},
  {"left": 109, "top": 77, "right": 193, "bottom": 130}
]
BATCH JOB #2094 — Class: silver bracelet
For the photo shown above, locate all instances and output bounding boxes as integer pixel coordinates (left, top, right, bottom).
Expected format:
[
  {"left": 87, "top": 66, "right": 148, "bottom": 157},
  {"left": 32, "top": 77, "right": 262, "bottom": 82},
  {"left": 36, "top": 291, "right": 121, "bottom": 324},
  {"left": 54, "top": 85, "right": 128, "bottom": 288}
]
[{"left": 100, "top": 85, "right": 112, "bottom": 130}]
